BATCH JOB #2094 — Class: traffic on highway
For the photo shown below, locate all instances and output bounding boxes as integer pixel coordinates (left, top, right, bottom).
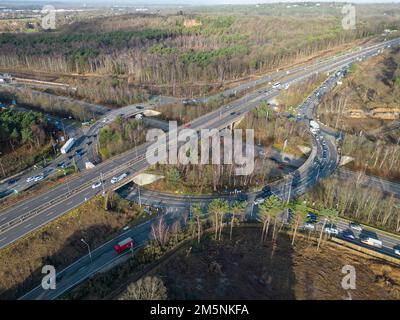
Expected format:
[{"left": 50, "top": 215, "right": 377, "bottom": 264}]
[{"left": 1, "top": 36, "right": 400, "bottom": 300}]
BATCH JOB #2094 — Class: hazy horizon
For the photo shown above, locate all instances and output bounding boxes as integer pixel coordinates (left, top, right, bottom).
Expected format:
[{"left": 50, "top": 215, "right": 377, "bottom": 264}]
[{"left": 5, "top": 0, "right": 400, "bottom": 5}]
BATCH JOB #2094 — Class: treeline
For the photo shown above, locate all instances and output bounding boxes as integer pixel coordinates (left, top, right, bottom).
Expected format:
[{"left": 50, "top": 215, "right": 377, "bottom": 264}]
[
  {"left": 0, "top": 108, "right": 55, "bottom": 177},
  {"left": 0, "top": 86, "right": 107, "bottom": 121},
  {"left": 0, "top": 109, "right": 50, "bottom": 152},
  {"left": 305, "top": 177, "right": 400, "bottom": 234},
  {"left": 0, "top": 13, "right": 397, "bottom": 96},
  {"left": 148, "top": 159, "right": 277, "bottom": 194},
  {"left": 341, "top": 134, "right": 400, "bottom": 181}
]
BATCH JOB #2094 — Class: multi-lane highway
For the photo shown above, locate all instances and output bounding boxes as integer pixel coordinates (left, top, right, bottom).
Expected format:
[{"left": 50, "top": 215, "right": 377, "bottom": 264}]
[
  {"left": 0, "top": 37, "right": 399, "bottom": 251},
  {"left": 16, "top": 37, "right": 400, "bottom": 300}
]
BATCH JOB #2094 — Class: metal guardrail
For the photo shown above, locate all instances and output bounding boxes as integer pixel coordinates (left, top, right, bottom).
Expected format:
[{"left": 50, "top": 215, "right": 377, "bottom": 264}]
[
  {"left": 0, "top": 154, "right": 149, "bottom": 234},
  {"left": 1, "top": 38, "right": 396, "bottom": 236}
]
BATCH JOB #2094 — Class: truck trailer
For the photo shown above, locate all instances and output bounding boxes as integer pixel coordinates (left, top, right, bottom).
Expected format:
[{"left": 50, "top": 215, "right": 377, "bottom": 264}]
[
  {"left": 60, "top": 138, "right": 75, "bottom": 154},
  {"left": 360, "top": 237, "right": 383, "bottom": 248}
]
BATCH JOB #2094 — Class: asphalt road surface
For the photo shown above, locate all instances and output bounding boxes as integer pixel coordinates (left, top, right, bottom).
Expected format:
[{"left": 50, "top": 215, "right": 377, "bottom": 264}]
[
  {"left": 17, "top": 38, "right": 400, "bottom": 300},
  {"left": 1, "top": 37, "right": 399, "bottom": 250}
]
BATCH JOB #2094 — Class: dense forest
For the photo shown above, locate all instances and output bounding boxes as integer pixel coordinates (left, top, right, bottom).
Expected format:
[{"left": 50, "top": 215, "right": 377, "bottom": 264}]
[
  {"left": 1, "top": 4, "right": 399, "bottom": 101},
  {"left": 0, "top": 109, "right": 50, "bottom": 153},
  {"left": 0, "top": 108, "right": 55, "bottom": 177}
]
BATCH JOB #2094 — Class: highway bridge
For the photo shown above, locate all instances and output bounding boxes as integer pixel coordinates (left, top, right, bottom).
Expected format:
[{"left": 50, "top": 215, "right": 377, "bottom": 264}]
[
  {"left": 1, "top": 37, "right": 399, "bottom": 250},
  {"left": 17, "top": 37, "right": 400, "bottom": 300}
]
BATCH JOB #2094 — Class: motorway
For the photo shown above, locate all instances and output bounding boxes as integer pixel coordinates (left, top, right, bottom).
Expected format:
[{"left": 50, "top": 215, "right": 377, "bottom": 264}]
[
  {"left": 1, "top": 37, "right": 399, "bottom": 250},
  {"left": 16, "top": 37, "right": 400, "bottom": 300},
  {"left": 0, "top": 37, "right": 396, "bottom": 196}
]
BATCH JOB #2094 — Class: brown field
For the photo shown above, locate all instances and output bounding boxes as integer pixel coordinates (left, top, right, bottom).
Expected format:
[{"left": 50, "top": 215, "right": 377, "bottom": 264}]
[{"left": 148, "top": 227, "right": 400, "bottom": 300}]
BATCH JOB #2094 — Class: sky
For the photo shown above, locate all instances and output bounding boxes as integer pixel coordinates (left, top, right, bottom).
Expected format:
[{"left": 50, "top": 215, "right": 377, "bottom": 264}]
[{"left": 7, "top": 0, "right": 400, "bottom": 4}]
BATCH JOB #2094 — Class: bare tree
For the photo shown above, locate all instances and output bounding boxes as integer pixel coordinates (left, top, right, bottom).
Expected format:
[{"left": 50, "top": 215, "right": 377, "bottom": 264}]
[
  {"left": 151, "top": 216, "right": 170, "bottom": 248},
  {"left": 119, "top": 276, "right": 167, "bottom": 300}
]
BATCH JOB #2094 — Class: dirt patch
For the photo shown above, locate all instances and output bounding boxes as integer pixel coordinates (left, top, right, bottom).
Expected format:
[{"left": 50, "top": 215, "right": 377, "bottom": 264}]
[{"left": 149, "top": 227, "right": 400, "bottom": 300}]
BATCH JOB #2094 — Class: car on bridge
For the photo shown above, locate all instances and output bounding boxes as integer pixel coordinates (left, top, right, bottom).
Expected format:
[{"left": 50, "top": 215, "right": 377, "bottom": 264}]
[
  {"left": 111, "top": 173, "right": 128, "bottom": 184},
  {"left": 92, "top": 181, "right": 102, "bottom": 189}
]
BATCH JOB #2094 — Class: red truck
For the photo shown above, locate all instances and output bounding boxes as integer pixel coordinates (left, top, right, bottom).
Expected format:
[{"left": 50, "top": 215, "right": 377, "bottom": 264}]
[{"left": 114, "top": 237, "right": 134, "bottom": 254}]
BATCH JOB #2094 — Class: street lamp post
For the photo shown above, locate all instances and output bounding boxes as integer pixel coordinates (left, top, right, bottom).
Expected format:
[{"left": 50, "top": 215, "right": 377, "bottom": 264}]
[
  {"left": 64, "top": 169, "right": 71, "bottom": 194},
  {"left": 100, "top": 172, "right": 105, "bottom": 195},
  {"left": 137, "top": 184, "right": 142, "bottom": 207},
  {"left": 0, "top": 152, "right": 5, "bottom": 177},
  {"left": 81, "top": 238, "right": 92, "bottom": 263}
]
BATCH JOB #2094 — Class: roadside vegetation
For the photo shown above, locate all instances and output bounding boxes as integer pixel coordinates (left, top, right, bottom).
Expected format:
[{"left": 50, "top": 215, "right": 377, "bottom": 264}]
[
  {"left": 304, "top": 177, "right": 400, "bottom": 234},
  {"left": 0, "top": 193, "right": 144, "bottom": 299},
  {"left": 0, "top": 108, "right": 57, "bottom": 178},
  {"left": 318, "top": 48, "right": 400, "bottom": 181},
  {"left": 0, "top": 86, "right": 105, "bottom": 121},
  {"left": 145, "top": 101, "right": 310, "bottom": 194},
  {"left": 65, "top": 218, "right": 400, "bottom": 300},
  {"left": 98, "top": 117, "right": 148, "bottom": 160}
]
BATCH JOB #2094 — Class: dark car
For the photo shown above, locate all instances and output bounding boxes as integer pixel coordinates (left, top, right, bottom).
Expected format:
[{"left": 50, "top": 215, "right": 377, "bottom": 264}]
[
  {"left": 342, "top": 229, "right": 356, "bottom": 240},
  {"left": 238, "top": 194, "right": 247, "bottom": 202},
  {"left": 8, "top": 178, "right": 18, "bottom": 185},
  {"left": 261, "top": 186, "right": 272, "bottom": 197},
  {"left": 306, "top": 212, "right": 318, "bottom": 222},
  {"left": 136, "top": 106, "right": 144, "bottom": 109}
]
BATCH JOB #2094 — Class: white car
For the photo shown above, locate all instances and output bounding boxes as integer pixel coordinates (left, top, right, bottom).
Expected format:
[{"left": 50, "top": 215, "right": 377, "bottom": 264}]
[
  {"left": 111, "top": 173, "right": 128, "bottom": 184},
  {"left": 92, "top": 181, "right": 102, "bottom": 189},
  {"left": 324, "top": 224, "right": 339, "bottom": 235},
  {"left": 253, "top": 198, "right": 265, "bottom": 205},
  {"left": 349, "top": 222, "right": 363, "bottom": 231},
  {"left": 394, "top": 249, "right": 400, "bottom": 256},
  {"left": 26, "top": 177, "right": 34, "bottom": 183},
  {"left": 304, "top": 222, "right": 315, "bottom": 231},
  {"left": 33, "top": 175, "right": 44, "bottom": 182}
]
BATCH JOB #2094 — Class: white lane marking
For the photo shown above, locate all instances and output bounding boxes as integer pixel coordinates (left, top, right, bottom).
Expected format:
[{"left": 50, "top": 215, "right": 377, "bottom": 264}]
[
  {"left": 0, "top": 237, "right": 7, "bottom": 242},
  {"left": 66, "top": 201, "right": 73, "bottom": 206},
  {"left": 24, "top": 224, "right": 32, "bottom": 229},
  {"left": 23, "top": 206, "right": 29, "bottom": 210},
  {"left": 46, "top": 212, "right": 54, "bottom": 217},
  {"left": 43, "top": 196, "right": 49, "bottom": 200}
]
